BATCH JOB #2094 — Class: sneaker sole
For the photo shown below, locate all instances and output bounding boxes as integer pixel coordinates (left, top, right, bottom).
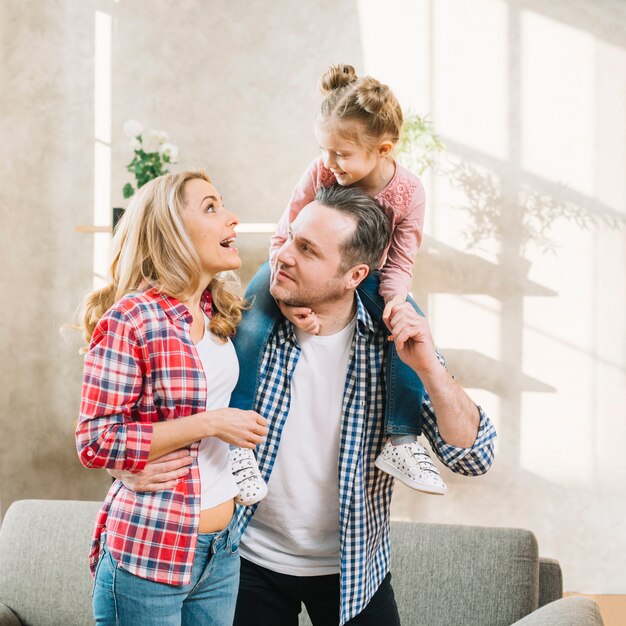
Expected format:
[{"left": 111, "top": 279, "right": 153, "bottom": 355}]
[{"left": 374, "top": 457, "right": 447, "bottom": 495}]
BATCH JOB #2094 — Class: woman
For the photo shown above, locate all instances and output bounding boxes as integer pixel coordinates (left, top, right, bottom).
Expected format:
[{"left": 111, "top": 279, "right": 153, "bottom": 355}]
[{"left": 75, "top": 170, "right": 268, "bottom": 625}]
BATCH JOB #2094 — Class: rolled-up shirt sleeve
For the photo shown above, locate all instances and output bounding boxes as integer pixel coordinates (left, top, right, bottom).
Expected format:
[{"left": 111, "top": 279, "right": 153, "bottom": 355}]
[
  {"left": 76, "top": 308, "right": 153, "bottom": 471},
  {"left": 420, "top": 351, "right": 497, "bottom": 476},
  {"left": 422, "top": 403, "right": 496, "bottom": 475}
]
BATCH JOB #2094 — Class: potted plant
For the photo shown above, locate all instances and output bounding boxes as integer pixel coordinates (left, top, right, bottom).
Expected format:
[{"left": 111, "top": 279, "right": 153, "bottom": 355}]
[{"left": 113, "top": 120, "right": 179, "bottom": 228}]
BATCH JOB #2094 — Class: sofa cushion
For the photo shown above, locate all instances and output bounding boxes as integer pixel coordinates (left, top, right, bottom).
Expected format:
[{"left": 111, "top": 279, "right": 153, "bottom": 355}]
[
  {"left": 0, "top": 499, "right": 100, "bottom": 626},
  {"left": 513, "top": 597, "right": 603, "bottom": 626},
  {"left": 390, "top": 521, "right": 539, "bottom": 626}
]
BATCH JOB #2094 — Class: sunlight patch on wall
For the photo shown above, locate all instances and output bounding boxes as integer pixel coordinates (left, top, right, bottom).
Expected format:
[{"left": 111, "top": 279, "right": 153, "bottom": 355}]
[
  {"left": 433, "top": 0, "right": 508, "bottom": 161},
  {"left": 93, "top": 10, "right": 112, "bottom": 289},
  {"left": 357, "top": 0, "right": 431, "bottom": 114},
  {"left": 521, "top": 11, "right": 594, "bottom": 195},
  {"left": 431, "top": 293, "right": 501, "bottom": 361},
  {"left": 520, "top": 330, "right": 595, "bottom": 487}
]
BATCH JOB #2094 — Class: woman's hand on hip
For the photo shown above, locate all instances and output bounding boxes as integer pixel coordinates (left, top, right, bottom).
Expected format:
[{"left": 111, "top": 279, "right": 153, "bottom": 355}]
[{"left": 108, "top": 449, "right": 193, "bottom": 492}]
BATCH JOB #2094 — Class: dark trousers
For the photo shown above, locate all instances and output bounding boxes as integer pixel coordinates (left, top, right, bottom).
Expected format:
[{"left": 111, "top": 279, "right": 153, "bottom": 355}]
[{"left": 234, "top": 558, "right": 401, "bottom": 626}]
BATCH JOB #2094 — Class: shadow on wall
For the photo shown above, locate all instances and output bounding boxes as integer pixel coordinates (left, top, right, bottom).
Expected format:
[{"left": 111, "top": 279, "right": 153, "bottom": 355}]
[
  {"left": 446, "top": 158, "right": 624, "bottom": 257},
  {"left": 390, "top": 0, "right": 626, "bottom": 471},
  {"left": 410, "top": 148, "right": 624, "bottom": 464}
]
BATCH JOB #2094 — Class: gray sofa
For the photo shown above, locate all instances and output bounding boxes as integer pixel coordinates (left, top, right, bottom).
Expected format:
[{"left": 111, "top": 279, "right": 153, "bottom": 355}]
[{"left": 0, "top": 500, "right": 602, "bottom": 626}]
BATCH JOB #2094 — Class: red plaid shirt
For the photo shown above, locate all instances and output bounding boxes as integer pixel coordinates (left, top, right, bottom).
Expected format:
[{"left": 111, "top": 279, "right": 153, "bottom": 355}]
[{"left": 76, "top": 287, "right": 214, "bottom": 585}]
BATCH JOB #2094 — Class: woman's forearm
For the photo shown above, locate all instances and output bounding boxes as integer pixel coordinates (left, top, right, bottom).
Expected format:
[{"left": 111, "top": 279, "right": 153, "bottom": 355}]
[
  {"left": 148, "top": 407, "right": 268, "bottom": 462},
  {"left": 148, "top": 412, "right": 213, "bottom": 461}
]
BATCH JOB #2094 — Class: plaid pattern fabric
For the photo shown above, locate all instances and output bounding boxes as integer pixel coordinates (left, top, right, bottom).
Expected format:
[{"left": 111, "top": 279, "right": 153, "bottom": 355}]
[
  {"left": 76, "top": 287, "right": 214, "bottom": 586},
  {"left": 236, "top": 295, "right": 497, "bottom": 624}
]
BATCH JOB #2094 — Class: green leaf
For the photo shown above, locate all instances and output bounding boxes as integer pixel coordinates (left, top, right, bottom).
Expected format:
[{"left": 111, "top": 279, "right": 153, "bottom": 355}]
[
  {"left": 122, "top": 183, "right": 135, "bottom": 198},
  {"left": 123, "top": 126, "right": 181, "bottom": 195},
  {"left": 397, "top": 112, "right": 445, "bottom": 174}
]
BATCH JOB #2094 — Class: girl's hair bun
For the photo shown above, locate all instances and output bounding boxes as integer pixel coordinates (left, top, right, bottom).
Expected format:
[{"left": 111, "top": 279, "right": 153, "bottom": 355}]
[
  {"left": 318, "top": 65, "right": 404, "bottom": 145},
  {"left": 355, "top": 77, "right": 389, "bottom": 115},
  {"left": 319, "top": 64, "right": 358, "bottom": 94}
]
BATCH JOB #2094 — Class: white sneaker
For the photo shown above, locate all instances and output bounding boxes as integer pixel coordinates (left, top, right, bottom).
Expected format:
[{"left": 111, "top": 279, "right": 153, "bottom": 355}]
[
  {"left": 374, "top": 439, "right": 447, "bottom": 495},
  {"left": 229, "top": 447, "right": 268, "bottom": 506}
]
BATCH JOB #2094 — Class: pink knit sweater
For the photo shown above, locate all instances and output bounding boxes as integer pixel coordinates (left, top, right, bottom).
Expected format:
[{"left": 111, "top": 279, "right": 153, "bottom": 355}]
[{"left": 269, "top": 156, "right": 425, "bottom": 300}]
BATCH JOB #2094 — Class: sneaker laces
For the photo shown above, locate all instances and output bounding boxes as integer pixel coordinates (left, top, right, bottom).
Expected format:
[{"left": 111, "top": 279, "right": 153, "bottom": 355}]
[
  {"left": 230, "top": 449, "right": 263, "bottom": 486},
  {"left": 410, "top": 446, "right": 439, "bottom": 475}
]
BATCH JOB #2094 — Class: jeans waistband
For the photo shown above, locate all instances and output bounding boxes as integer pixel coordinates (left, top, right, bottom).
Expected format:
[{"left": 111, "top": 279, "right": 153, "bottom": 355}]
[{"left": 196, "top": 513, "right": 239, "bottom": 554}]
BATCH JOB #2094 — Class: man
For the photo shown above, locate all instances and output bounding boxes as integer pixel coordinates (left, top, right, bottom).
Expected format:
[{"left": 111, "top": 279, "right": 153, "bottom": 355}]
[{"left": 115, "top": 185, "right": 496, "bottom": 625}]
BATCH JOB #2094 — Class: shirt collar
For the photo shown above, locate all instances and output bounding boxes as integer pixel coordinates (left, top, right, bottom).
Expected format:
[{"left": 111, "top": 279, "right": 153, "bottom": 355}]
[
  {"left": 274, "top": 291, "right": 377, "bottom": 347},
  {"left": 145, "top": 286, "right": 213, "bottom": 324},
  {"left": 354, "top": 291, "right": 377, "bottom": 337}
]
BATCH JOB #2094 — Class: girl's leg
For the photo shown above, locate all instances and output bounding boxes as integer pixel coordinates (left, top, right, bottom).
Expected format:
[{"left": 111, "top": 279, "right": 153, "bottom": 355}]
[
  {"left": 229, "top": 261, "right": 279, "bottom": 506},
  {"left": 357, "top": 272, "right": 425, "bottom": 436},
  {"left": 230, "top": 261, "right": 281, "bottom": 410},
  {"left": 358, "top": 273, "right": 447, "bottom": 496}
]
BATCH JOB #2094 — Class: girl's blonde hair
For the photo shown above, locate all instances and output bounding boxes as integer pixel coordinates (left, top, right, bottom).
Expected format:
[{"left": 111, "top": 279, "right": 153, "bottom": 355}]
[
  {"left": 77, "top": 170, "right": 246, "bottom": 346},
  {"left": 319, "top": 63, "right": 403, "bottom": 150}
]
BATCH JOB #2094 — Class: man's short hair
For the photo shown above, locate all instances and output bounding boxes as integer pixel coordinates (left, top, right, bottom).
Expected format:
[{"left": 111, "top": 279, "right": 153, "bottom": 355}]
[{"left": 315, "top": 185, "right": 392, "bottom": 272}]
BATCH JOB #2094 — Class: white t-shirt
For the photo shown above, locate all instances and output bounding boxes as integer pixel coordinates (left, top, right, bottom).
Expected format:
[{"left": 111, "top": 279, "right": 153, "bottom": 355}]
[
  {"left": 240, "top": 316, "right": 357, "bottom": 575},
  {"left": 195, "top": 318, "right": 239, "bottom": 510}
]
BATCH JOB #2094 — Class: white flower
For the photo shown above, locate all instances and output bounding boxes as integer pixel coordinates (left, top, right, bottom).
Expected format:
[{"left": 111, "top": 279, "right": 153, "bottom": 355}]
[
  {"left": 150, "top": 130, "right": 169, "bottom": 144},
  {"left": 160, "top": 142, "right": 179, "bottom": 163},
  {"left": 124, "top": 119, "right": 143, "bottom": 139},
  {"left": 128, "top": 137, "right": 142, "bottom": 151}
]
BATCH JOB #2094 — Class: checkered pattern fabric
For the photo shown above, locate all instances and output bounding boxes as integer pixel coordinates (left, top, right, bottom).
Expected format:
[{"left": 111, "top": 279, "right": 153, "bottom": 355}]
[
  {"left": 236, "top": 295, "right": 497, "bottom": 624},
  {"left": 76, "top": 287, "right": 214, "bottom": 586}
]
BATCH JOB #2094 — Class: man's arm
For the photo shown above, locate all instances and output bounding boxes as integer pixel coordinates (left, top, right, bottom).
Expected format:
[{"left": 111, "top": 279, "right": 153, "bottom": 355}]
[
  {"left": 387, "top": 302, "right": 480, "bottom": 448},
  {"left": 108, "top": 449, "right": 193, "bottom": 492}
]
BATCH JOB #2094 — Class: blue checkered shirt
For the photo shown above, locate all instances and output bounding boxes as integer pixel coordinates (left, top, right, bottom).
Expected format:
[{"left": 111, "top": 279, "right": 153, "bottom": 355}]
[{"left": 236, "top": 295, "right": 496, "bottom": 624}]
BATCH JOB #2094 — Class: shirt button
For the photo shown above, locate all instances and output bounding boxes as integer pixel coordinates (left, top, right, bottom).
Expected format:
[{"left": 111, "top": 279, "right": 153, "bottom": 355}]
[{"left": 86, "top": 450, "right": 94, "bottom": 457}]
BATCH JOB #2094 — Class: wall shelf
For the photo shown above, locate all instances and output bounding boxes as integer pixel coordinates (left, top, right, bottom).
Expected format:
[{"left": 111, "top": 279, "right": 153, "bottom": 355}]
[
  {"left": 75, "top": 223, "right": 277, "bottom": 234},
  {"left": 75, "top": 225, "right": 111, "bottom": 233}
]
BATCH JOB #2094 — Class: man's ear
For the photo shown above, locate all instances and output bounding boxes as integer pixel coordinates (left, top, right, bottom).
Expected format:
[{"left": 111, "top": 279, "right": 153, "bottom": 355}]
[{"left": 345, "top": 264, "right": 370, "bottom": 290}]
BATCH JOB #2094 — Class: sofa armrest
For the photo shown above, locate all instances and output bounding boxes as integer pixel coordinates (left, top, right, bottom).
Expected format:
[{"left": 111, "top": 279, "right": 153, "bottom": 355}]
[
  {"left": 512, "top": 597, "right": 603, "bottom": 626},
  {"left": 0, "top": 603, "right": 21, "bottom": 626},
  {"left": 539, "top": 558, "right": 563, "bottom": 607}
]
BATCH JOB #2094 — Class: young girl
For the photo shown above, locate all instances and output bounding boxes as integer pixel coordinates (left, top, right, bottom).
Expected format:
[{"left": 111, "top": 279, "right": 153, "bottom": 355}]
[
  {"left": 234, "top": 64, "right": 447, "bottom": 496},
  {"left": 75, "top": 170, "right": 269, "bottom": 625}
]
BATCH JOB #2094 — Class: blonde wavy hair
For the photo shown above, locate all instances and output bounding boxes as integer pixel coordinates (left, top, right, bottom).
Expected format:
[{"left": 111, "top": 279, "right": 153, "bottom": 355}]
[{"left": 77, "top": 170, "right": 246, "bottom": 346}]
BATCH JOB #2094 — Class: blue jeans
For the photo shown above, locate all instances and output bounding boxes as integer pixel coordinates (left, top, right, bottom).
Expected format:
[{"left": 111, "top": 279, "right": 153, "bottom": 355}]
[
  {"left": 231, "top": 262, "right": 425, "bottom": 436},
  {"left": 92, "top": 515, "right": 240, "bottom": 626}
]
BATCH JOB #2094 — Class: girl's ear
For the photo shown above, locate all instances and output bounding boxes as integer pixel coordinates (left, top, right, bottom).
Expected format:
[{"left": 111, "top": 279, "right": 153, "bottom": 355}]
[{"left": 377, "top": 140, "right": 394, "bottom": 158}]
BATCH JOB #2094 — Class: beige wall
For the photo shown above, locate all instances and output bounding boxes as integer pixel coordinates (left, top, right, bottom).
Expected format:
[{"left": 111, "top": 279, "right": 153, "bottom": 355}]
[
  {"left": 1, "top": 0, "right": 624, "bottom": 595},
  {"left": 382, "top": 0, "right": 626, "bottom": 596},
  {"left": 0, "top": 1, "right": 106, "bottom": 506}
]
